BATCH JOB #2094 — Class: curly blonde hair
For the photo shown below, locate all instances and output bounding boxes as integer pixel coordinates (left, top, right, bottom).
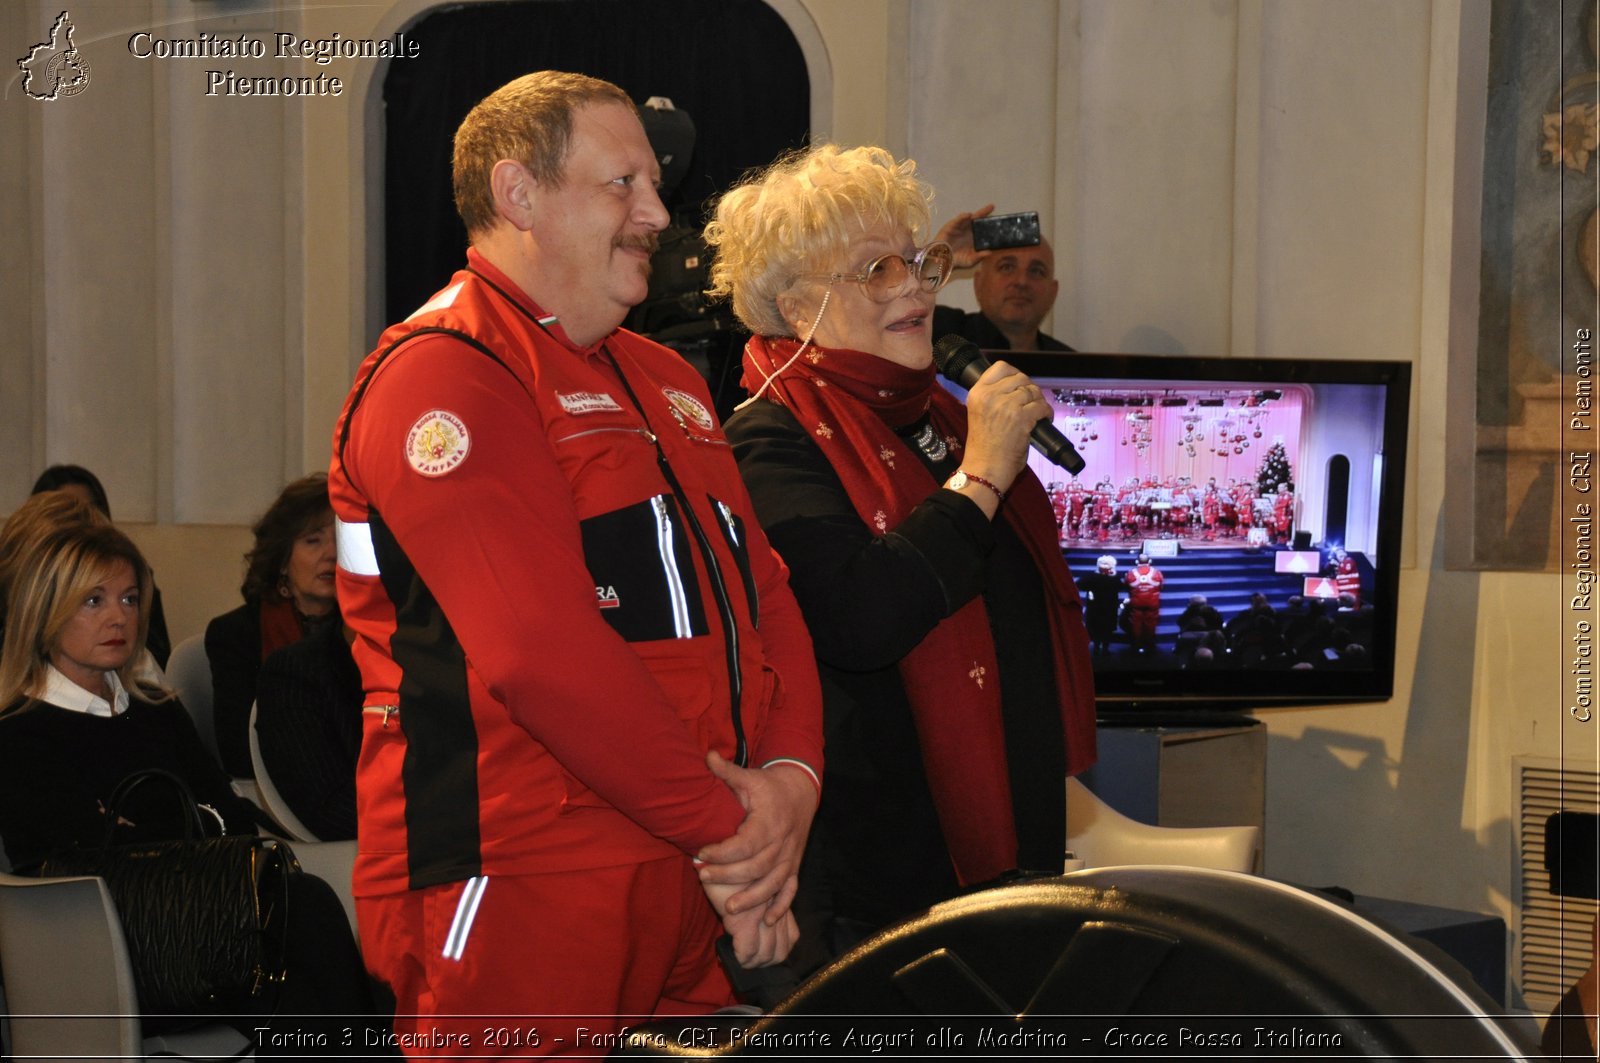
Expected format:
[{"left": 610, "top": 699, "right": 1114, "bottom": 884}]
[{"left": 703, "top": 144, "right": 935, "bottom": 337}]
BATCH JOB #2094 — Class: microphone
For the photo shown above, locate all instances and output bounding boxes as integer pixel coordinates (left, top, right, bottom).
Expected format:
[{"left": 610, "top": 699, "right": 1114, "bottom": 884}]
[{"left": 932, "top": 334, "right": 1086, "bottom": 475}]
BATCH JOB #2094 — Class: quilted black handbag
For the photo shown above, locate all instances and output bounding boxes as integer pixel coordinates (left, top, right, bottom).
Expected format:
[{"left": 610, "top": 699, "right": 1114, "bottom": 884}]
[{"left": 40, "top": 768, "right": 298, "bottom": 1015}]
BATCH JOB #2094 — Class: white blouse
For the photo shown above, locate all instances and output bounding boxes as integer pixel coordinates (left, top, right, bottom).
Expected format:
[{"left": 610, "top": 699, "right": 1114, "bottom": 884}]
[{"left": 38, "top": 664, "right": 129, "bottom": 718}]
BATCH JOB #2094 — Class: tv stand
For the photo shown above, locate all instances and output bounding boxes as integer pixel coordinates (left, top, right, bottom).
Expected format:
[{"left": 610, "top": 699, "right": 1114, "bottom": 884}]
[
  {"left": 1096, "top": 707, "right": 1256, "bottom": 730},
  {"left": 1080, "top": 714, "right": 1267, "bottom": 868}
]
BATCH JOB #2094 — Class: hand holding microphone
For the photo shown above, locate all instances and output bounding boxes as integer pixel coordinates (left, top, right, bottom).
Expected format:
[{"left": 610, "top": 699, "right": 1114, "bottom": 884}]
[{"left": 933, "top": 335, "right": 1087, "bottom": 477}]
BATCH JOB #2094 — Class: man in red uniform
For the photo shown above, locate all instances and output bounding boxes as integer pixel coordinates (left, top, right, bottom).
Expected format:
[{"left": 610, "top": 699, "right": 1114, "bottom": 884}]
[
  {"left": 1067, "top": 479, "right": 1088, "bottom": 534},
  {"left": 1334, "top": 549, "right": 1361, "bottom": 605},
  {"left": 1124, "top": 553, "right": 1165, "bottom": 654},
  {"left": 1169, "top": 478, "right": 1192, "bottom": 538},
  {"left": 329, "top": 72, "right": 824, "bottom": 1054},
  {"left": 1272, "top": 483, "right": 1296, "bottom": 544},
  {"left": 1118, "top": 478, "right": 1139, "bottom": 540},
  {"left": 1233, "top": 481, "right": 1254, "bottom": 538},
  {"left": 1093, "top": 484, "right": 1115, "bottom": 542},
  {"left": 1048, "top": 482, "right": 1069, "bottom": 542}
]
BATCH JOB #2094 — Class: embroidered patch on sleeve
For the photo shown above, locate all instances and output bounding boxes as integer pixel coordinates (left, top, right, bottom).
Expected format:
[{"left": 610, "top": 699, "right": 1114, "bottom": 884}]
[
  {"left": 406, "top": 410, "right": 471, "bottom": 477},
  {"left": 662, "top": 387, "right": 715, "bottom": 431}
]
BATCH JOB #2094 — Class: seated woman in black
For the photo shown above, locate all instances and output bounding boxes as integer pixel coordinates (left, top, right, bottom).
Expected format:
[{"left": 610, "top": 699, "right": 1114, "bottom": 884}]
[
  {"left": 205, "top": 473, "right": 338, "bottom": 778},
  {"left": 0, "top": 522, "right": 380, "bottom": 1048},
  {"left": 255, "top": 617, "right": 362, "bottom": 840}
]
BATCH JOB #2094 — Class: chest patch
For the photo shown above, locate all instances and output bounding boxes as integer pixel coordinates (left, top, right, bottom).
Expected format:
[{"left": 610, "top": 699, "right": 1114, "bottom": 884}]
[
  {"left": 558, "top": 390, "right": 625, "bottom": 416},
  {"left": 662, "top": 387, "right": 715, "bottom": 432},
  {"left": 405, "top": 410, "right": 471, "bottom": 477}
]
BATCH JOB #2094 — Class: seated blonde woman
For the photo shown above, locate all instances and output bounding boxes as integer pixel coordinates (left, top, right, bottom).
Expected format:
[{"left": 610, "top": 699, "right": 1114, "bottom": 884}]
[
  {"left": 0, "top": 522, "right": 261, "bottom": 866},
  {"left": 705, "top": 145, "right": 1098, "bottom": 962},
  {"left": 0, "top": 522, "right": 379, "bottom": 1042}
]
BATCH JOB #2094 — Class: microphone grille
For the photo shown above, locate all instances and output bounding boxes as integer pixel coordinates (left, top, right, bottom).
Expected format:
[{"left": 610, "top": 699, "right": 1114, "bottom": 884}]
[{"left": 932, "top": 334, "right": 983, "bottom": 382}]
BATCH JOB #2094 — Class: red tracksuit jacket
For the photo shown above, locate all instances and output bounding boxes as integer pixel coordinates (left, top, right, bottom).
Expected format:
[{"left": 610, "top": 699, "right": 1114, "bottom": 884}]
[{"left": 329, "top": 250, "right": 823, "bottom": 896}]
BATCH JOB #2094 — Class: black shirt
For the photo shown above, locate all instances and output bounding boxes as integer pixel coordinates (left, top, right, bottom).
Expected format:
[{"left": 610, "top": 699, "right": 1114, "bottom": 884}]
[
  {"left": 725, "top": 398, "right": 1066, "bottom": 927},
  {"left": 0, "top": 693, "right": 259, "bottom": 872}
]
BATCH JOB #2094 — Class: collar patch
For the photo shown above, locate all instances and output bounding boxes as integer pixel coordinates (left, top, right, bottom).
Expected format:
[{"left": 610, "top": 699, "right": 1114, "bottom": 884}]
[
  {"left": 662, "top": 387, "right": 715, "bottom": 431},
  {"left": 406, "top": 409, "right": 471, "bottom": 477},
  {"left": 558, "top": 390, "right": 625, "bottom": 415}
]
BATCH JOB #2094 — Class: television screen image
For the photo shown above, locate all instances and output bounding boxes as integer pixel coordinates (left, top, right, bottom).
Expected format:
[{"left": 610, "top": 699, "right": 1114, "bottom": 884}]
[
  {"left": 994, "top": 352, "right": 1411, "bottom": 712},
  {"left": 1274, "top": 551, "right": 1323, "bottom": 574}
]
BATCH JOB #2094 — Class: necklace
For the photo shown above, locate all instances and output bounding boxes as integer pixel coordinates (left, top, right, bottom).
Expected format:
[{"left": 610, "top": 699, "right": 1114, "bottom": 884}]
[{"left": 912, "top": 422, "right": 948, "bottom": 463}]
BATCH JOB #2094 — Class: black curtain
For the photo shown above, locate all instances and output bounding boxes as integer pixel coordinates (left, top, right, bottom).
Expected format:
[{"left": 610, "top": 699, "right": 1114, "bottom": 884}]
[{"left": 383, "top": 0, "right": 811, "bottom": 328}]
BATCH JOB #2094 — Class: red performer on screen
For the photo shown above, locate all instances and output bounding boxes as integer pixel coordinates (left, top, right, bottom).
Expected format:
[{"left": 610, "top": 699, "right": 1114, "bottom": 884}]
[
  {"left": 1201, "top": 483, "right": 1220, "bottom": 541},
  {"left": 1048, "top": 483, "right": 1069, "bottom": 540},
  {"left": 1067, "top": 480, "right": 1088, "bottom": 533},
  {"left": 1234, "top": 482, "right": 1255, "bottom": 538},
  {"left": 1334, "top": 549, "right": 1361, "bottom": 605},
  {"left": 1093, "top": 486, "right": 1115, "bottom": 543},
  {"left": 1124, "top": 553, "right": 1164, "bottom": 655},
  {"left": 1272, "top": 483, "right": 1295, "bottom": 544},
  {"left": 1118, "top": 479, "right": 1140, "bottom": 540},
  {"left": 1170, "top": 479, "right": 1192, "bottom": 538}
]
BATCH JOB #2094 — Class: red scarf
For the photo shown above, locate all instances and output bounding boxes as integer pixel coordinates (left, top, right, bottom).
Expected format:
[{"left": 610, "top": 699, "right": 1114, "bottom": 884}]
[
  {"left": 742, "top": 336, "right": 1097, "bottom": 885},
  {"left": 257, "top": 597, "right": 305, "bottom": 662}
]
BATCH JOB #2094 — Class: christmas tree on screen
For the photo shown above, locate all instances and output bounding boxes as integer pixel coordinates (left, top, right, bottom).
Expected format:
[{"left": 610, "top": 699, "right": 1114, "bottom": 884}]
[{"left": 1255, "top": 441, "right": 1294, "bottom": 494}]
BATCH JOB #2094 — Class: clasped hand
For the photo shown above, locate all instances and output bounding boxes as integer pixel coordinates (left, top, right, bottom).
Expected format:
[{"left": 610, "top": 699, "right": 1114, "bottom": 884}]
[{"left": 694, "top": 750, "right": 818, "bottom": 967}]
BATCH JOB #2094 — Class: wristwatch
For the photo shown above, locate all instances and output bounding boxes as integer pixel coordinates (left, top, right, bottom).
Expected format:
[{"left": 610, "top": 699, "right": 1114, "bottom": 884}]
[{"left": 946, "top": 469, "right": 1005, "bottom": 502}]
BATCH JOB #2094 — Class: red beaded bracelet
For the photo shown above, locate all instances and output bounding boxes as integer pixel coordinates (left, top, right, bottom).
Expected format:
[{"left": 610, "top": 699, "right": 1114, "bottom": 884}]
[{"left": 947, "top": 469, "right": 1006, "bottom": 503}]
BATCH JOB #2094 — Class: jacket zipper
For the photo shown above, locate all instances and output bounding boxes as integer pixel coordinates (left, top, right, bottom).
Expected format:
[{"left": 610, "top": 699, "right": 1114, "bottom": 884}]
[
  {"left": 602, "top": 352, "right": 748, "bottom": 766},
  {"left": 714, "top": 500, "right": 758, "bottom": 627},
  {"left": 553, "top": 425, "right": 656, "bottom": 445}
]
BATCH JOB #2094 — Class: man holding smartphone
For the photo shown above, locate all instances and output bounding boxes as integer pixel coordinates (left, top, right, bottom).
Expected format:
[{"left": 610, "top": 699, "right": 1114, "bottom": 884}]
[{"left": 933, "top": 205, "right": 1075, "bottom": 352}]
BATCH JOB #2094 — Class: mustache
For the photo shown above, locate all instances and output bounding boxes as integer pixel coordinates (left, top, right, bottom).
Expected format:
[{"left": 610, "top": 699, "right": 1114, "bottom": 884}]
[{"left": 615, "top": 233, "right": 660, "bottom": 256}]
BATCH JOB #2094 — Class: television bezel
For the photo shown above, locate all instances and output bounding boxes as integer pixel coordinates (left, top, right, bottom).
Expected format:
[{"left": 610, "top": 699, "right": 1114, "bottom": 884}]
[{"left": 1005, "top": 350, "right": 1412, "bottom": 714}]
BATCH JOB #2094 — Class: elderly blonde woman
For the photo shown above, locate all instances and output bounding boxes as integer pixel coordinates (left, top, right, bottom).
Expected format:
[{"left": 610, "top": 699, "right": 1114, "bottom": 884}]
[{"left": 705, "top": 145, "right": 1097, "bottom": 958}]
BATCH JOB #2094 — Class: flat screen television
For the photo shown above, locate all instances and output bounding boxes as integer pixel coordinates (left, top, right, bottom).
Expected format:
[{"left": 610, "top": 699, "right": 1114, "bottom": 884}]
[{"left": 991, "top": 352, "right": 1412, "bottom": 715}]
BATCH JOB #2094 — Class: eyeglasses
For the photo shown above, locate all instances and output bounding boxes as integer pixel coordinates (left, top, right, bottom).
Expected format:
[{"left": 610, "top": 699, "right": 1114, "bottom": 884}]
[{"left": 800, "top": 241, "right": 954, "bottom": 303}]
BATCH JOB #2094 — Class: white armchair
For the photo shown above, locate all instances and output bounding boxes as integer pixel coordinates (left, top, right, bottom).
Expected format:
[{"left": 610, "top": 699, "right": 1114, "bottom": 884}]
[
  {"left": 0, "top": 871, "right": 253, "bottom": 1060},
  {"left": 1066, "top": 775, "right": 1260, "bottom": 873},
  {"left": 248, "top": 702, "right": 321, "bottom": 843}
]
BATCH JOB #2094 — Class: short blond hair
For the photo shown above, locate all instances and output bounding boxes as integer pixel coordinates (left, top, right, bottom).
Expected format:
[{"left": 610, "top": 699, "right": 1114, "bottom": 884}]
[
  {"left": 0, "top": 523, "right": 163, "bottom": 709},
  {"left": 704, "top": 144, "right": 934, "bottom": 337},
  {"left": 453, "top": 70, "right": 636, "bottom": 239}
]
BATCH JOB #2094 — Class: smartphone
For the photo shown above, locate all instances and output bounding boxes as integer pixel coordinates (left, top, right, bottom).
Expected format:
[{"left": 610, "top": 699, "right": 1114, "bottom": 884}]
[{"left": 971, "top": 210, "right": 1042, "bottom": 252}]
